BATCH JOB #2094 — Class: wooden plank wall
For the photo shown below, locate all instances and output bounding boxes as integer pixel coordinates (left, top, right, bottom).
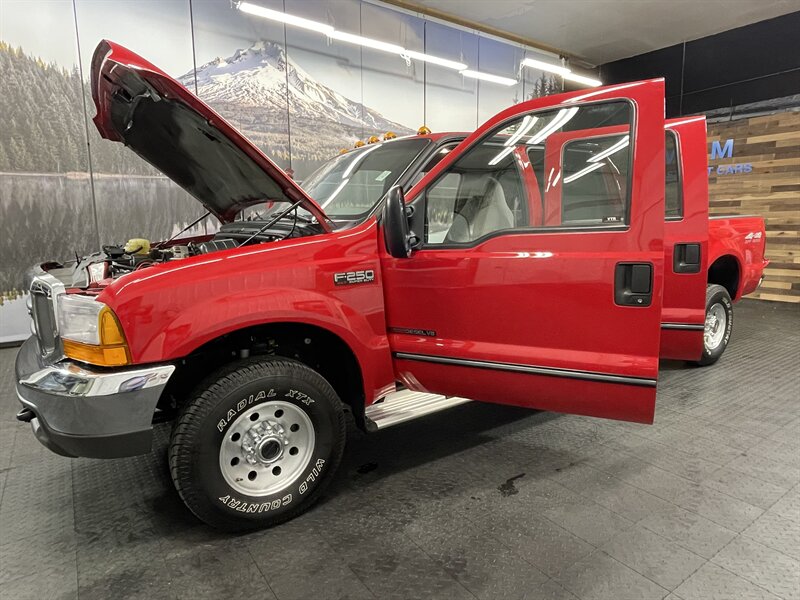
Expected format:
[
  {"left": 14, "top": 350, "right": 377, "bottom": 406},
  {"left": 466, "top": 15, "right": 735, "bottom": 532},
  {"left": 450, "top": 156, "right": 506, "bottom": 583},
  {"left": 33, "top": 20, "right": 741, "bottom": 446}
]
[{"left": 707, "top": 110, "right": 800, "bottom": 303}]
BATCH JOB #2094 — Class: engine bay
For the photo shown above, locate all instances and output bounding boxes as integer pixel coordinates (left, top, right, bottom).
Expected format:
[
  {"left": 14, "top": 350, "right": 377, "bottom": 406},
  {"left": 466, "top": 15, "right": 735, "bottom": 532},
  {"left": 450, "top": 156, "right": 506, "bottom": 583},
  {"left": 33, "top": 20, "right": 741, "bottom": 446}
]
[
  {"left": 101, "top": 218, "right": 323, "bottom": 279},
  {"left": 40, "top": 215, "right": 325, "bottom": 289}
]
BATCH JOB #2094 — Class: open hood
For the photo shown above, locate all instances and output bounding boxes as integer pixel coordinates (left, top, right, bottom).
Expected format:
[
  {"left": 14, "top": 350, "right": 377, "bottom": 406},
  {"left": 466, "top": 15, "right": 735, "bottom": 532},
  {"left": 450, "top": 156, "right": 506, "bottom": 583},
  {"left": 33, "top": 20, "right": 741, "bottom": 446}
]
[{"left": 90, "top": 40, "right": 330, "bottom": 228}]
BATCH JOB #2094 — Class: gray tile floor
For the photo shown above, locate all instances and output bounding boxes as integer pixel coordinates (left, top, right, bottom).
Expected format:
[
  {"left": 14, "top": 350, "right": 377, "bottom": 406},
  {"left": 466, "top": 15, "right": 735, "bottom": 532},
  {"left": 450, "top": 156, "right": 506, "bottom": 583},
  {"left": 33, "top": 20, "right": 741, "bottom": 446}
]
[{"left": 0, "top": 299, "right": 798, "bottom": 600}]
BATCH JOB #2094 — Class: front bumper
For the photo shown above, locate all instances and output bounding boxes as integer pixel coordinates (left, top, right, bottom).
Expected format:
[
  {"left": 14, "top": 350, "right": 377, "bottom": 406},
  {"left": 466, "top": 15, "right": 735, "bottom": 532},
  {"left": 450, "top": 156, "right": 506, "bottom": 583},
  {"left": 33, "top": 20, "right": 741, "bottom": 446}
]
[{"left": 15, "top": 336, "right": 174, "bottom": 458}]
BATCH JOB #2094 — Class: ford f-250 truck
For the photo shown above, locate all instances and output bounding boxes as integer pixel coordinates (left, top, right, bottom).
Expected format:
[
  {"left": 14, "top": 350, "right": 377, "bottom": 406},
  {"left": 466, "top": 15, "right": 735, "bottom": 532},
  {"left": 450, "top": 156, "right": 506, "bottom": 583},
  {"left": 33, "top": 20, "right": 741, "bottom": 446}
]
[{"left": 14, "top": 41, "right": 767, "bottom": 530}]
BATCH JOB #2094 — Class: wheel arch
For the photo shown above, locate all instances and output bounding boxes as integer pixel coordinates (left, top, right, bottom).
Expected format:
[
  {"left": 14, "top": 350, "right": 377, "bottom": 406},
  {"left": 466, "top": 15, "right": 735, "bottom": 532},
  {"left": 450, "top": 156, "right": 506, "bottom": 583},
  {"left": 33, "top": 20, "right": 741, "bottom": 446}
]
[
  {"left": 162, "top": 321, "right": 369, "bottom": 428},
  {"left": 707, "top": 253, "right": 741, "bottom": 300}
]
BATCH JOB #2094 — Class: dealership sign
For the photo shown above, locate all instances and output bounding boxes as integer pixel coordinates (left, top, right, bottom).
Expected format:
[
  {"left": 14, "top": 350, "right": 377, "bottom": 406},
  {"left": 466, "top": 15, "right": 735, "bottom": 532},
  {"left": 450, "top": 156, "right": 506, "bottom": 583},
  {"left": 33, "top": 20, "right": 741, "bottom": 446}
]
[{"left": 708, "top": 139, "right": 752, "bottom": 176}]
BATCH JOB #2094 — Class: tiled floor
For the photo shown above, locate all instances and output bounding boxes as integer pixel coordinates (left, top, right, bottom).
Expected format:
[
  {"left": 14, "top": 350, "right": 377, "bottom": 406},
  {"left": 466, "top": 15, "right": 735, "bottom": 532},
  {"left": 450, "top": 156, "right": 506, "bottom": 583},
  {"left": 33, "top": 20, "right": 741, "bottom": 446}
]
[{"left": 0, "top": 299, "right": 798, "bottom": 600}]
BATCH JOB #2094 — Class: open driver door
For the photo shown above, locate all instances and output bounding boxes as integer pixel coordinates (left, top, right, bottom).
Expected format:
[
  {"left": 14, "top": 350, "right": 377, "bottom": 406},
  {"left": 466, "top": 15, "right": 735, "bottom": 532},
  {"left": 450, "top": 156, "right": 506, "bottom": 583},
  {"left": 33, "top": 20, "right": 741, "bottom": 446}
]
[{"left": 381, "top": 79, "right": 666, "bottom": 423}]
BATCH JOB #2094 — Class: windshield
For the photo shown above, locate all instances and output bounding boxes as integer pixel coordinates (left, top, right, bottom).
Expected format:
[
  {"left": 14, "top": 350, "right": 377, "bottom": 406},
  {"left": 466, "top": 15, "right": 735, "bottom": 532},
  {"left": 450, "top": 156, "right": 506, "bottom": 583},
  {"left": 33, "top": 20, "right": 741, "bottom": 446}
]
[{"left": 301, "top": 139, "right": 429, "bottom": 219}]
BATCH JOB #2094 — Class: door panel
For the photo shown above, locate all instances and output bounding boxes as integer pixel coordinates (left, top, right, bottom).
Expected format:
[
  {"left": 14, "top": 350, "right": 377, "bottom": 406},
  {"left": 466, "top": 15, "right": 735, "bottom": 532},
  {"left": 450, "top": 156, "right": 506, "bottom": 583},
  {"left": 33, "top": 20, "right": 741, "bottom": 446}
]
[
  {"left": 661, "top": 117, "right": 709, "bottom": 361},
  {"left": 381, "top": 80, "right": 666, "bottom": 424}
]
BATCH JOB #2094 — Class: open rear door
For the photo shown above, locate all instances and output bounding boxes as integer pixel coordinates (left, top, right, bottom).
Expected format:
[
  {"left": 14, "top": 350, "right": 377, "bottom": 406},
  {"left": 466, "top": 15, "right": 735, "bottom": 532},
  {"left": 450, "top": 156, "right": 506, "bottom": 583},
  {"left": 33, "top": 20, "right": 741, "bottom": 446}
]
[
  {"left": 661, "top": 116, "right": 709, "bottom": 360},
  {"left": 381, "top": 79, "right": 666, "bottom": 423}
]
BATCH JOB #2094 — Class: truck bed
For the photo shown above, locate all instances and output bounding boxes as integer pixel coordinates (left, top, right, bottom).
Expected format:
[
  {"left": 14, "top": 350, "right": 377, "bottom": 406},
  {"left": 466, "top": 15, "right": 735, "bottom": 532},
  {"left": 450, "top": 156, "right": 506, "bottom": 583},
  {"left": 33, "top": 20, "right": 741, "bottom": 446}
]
[{"left": 708, "top": 214, "right": 768, "bottom": 299}]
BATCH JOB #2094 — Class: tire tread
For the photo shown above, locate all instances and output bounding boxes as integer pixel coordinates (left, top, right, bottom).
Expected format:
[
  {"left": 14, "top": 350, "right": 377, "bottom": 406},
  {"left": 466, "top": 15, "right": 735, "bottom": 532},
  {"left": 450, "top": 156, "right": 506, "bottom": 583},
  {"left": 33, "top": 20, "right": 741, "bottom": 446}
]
[{"left": 168, "top": 357, "right": 346, "bottom": 531}]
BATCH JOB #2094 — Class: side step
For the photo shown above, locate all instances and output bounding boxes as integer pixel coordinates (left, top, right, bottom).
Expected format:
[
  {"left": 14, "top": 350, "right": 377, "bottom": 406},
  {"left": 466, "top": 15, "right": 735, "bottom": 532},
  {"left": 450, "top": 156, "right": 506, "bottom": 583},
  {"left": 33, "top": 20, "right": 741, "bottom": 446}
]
[{"left": 365, "top": 390, "right": 471, "bottom": 430}]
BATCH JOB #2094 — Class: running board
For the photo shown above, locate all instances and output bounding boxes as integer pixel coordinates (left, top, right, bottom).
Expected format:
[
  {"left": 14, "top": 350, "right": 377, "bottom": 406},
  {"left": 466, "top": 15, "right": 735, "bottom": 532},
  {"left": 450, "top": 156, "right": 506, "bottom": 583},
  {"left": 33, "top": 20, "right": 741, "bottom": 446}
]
[{"left": 365, "top": 390, "right": 472, "bottom": 430}]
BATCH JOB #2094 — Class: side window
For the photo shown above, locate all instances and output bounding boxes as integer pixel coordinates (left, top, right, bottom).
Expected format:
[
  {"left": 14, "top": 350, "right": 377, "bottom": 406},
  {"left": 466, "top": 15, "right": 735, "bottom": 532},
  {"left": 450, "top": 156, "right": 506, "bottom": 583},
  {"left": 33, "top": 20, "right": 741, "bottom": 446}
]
[
  {"left": 427, "top": 173, "right": 462, "bottom": 244},
  {"left": 425, "top": 101, "right": 632, "bottom": 245},
  {"left": 665, "top": 131, "right": 682, "bottom": 219},
  {"left": 561, "top": 135, "right": 629, "bottom": 225}
]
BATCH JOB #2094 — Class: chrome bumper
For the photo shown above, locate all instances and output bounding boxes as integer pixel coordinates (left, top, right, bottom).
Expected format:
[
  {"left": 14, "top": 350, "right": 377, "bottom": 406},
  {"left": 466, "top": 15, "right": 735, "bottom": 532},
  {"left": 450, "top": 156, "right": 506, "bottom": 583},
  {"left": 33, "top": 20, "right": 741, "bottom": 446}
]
[{"left": 15, "top": 336, "right": 174, "bottom": 458}]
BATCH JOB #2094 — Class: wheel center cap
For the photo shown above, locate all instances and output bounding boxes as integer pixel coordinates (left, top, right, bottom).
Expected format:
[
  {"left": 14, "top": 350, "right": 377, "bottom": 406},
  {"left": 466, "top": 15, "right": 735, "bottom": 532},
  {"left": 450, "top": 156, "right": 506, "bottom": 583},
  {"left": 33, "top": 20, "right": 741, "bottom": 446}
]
[
  {"left": 241, "top": 420, "right": 287, "bottom": 465},
  {"left": 257, "top": 438, "right": 284, "bottom": 463}
]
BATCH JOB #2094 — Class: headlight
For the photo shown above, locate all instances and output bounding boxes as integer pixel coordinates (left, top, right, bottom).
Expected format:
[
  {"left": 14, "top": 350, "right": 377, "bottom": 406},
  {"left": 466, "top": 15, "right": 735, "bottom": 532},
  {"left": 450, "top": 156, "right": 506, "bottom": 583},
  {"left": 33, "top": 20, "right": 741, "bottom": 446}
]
[{"left": 57, "top": 295, "right": 130, "bottom": 366}]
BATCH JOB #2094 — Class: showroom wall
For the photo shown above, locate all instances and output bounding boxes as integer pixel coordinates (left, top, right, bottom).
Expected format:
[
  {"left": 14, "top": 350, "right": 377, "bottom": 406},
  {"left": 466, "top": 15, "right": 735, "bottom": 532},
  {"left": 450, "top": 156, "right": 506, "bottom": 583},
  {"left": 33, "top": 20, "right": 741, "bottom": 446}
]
[
  {"left": 707, "top": 111, "right": 800, "bottom": 303},
  {"left": 600, "top": 11, "right": 800, "bottom": 305},
  {"left": 0, "top": 0, "right": 562, "bottom": 343},
  {"left": 598, "top": 12, "right": 800, "bottom": 117}
]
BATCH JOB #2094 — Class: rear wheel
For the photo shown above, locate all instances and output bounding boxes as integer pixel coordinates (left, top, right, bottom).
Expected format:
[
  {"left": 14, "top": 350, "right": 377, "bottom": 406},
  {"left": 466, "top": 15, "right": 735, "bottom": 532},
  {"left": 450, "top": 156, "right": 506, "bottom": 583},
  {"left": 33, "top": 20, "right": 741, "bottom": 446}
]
[
  {"left": 168, "top": 357, "right": 345, "bottom": 531},
  {"left": 694, "top": 284, "right": 733, "bottom": 366}
]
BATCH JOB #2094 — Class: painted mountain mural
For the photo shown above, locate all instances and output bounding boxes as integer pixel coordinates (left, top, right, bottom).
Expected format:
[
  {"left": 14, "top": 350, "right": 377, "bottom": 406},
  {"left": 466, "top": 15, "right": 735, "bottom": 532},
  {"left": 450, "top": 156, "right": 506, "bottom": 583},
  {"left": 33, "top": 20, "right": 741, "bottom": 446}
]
[{"left": 179, "top": 41, "right": 414, "bottom": 177}]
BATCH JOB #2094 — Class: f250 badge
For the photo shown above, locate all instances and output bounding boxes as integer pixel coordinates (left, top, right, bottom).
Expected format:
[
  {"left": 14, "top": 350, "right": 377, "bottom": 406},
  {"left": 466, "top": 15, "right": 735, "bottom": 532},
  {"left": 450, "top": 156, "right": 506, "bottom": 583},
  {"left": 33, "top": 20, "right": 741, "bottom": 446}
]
[{"left": 334, "top": 269, "right": 376, "bottom": 286}]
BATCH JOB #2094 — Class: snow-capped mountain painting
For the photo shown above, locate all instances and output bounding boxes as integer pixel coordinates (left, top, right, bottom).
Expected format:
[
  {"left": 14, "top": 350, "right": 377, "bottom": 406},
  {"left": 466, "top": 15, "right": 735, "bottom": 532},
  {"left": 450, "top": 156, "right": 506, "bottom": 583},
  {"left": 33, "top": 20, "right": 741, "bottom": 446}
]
[{"left": 179, "top": 41, "right": 413, "bottom": 177}]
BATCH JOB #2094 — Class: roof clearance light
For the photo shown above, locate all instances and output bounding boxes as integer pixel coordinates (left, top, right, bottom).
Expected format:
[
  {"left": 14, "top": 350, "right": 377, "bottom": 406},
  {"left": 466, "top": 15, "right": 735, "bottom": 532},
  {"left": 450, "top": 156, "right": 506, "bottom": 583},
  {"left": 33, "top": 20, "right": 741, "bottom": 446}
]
[
  {"left": 402, "top": 49, "right": 467, "bottom": 71},
  {"left": 521, "top": 57, "right": 571, "bottom": 77},
  {"left": 236, "top": 2, "right": 334, "bottom": 34},
  {"left": 354, "top": 140, "right": 365, "bottom": 148},
  {"left": 339, "top": 148, "right": 349, "bottom": 154},
  {"left": 417, "top": 126, "right": 432, "bottom": 135},
  {"left": 563, "top": 72, "right": 603, "bottom": 87},
  {"left": 384, "top": 131, "right": 397, "bottom": 140},
  {"left": 367, "top": 135, "right": 380, "bottom": 144},
  {"left": 460, "top": 69, "right": 517, "bottom": 86},
  {"left": 330, "top": 30, "right": 404, "bottom": 55}
]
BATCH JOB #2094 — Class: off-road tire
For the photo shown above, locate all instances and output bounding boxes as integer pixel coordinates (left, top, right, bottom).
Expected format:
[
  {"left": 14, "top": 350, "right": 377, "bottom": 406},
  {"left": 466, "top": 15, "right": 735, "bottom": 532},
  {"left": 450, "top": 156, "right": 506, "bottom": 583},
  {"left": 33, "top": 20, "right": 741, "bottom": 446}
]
[
  {"left": 168, "top": 357, "right": 346, "bottom": 531},
  {"left": 694, "top": 284, "right": 733, "bottom": 366}
]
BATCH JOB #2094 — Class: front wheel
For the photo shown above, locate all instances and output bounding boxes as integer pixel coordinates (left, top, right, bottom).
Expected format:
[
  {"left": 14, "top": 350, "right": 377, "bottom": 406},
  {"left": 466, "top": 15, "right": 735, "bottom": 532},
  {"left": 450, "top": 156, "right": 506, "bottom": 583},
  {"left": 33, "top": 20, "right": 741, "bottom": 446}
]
[
  {"left": 694, "top": 284, "right": 733, "bottom": 366},
  {"left": 168, "top": 358, "right": 346, "bottom": 531}
]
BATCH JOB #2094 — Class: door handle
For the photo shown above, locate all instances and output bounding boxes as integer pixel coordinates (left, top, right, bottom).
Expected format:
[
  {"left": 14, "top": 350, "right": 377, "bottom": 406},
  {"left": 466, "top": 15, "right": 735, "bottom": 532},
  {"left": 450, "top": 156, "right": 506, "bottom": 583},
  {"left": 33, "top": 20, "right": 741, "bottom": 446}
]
[
  {"left": 615, "top": 263, "right": 653, "bottom": 307},
  {"left": 674, "top": 243, "right": 701, "bottom": 273}
]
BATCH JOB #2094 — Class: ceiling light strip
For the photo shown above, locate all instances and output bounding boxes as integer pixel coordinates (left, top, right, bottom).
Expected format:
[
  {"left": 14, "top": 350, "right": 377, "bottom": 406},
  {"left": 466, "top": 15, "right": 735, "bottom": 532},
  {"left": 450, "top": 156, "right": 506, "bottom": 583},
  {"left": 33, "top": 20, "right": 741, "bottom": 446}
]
[
  {"left": 521, "top": 56, "right": 602, "bottom": 88},
  {"left": 329, "top": 30, "right": 405, "bottom": 55},
  {"left": 521, "top": 57, "right": 570, "bottom": 76},
  {"left": 402, "top": 49, "right": 467, "bottom": 71},
  {"left": 460, "top": 69, "right": 517, "bottom": 86},
  {"left": 236, "top": 2, "right": 602, "bottom": 89},
  {"left": 237, "top": 2, "right": 334, "bottom": 34},
  {"left": 563, "top": 72, "right": 603, "bottom": 87}
]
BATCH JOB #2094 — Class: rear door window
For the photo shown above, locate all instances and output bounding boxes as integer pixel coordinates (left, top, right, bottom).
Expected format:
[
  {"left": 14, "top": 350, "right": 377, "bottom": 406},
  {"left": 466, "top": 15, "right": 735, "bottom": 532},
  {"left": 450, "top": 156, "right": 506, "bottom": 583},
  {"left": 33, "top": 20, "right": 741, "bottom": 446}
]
[{"left": 665, "top": 131, "right": 682, "bottom": 219}]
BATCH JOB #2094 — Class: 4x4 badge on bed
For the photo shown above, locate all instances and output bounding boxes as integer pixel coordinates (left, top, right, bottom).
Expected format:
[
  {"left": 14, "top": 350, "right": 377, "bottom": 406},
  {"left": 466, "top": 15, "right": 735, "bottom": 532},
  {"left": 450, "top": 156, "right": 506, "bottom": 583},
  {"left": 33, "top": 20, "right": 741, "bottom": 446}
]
[{"left": 334, "top": 270, "right": 375, "bottom": 286}]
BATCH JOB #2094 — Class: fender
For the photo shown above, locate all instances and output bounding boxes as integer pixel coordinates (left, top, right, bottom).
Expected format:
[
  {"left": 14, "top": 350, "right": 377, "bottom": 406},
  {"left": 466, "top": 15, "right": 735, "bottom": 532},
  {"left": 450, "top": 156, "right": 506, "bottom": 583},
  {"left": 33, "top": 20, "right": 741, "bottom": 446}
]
[
  {"left": 97, "top": 219, "right": 395, "bottom": 403},
  {"left": 708, "top": 230, "right": 744, "bottom": 271},
  {"left": 707, "top": 226, "right": 746, "bottom": 300}
]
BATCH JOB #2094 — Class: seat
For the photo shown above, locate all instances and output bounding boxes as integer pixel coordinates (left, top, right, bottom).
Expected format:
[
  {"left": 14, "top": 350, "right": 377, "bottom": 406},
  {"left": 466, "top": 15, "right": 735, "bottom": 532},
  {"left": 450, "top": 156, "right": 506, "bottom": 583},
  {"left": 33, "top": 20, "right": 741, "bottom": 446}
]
[{"left": 445, "top": 178, "right": 515, "bottom": 243}]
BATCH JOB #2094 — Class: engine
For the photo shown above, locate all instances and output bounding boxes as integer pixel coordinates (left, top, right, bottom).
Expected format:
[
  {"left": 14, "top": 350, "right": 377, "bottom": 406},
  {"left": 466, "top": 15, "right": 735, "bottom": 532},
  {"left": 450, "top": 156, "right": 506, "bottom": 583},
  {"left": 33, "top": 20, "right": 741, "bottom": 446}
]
[{"left": 98, "top": 218, "right": 323, "bottom": 280}]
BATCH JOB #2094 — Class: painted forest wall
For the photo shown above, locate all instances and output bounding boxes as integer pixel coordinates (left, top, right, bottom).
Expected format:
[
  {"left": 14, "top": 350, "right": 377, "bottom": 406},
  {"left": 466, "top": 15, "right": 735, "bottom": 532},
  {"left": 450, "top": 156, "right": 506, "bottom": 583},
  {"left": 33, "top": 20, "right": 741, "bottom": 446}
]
[{"left": 0, "top": 0, "right": 562, "bottom": 343}]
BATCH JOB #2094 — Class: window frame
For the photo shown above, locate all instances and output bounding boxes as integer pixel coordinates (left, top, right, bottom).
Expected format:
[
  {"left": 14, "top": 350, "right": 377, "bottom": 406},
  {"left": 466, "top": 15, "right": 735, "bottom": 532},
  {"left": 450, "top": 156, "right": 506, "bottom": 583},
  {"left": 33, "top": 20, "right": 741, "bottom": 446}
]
[
  {"left": 664, "top": 129, "right": 685, "bottom": 222},
  {"left": 419, "top": 98, "right": 637, "bottom": 250},
  {"left": 558, "top": 131, "right": 631, "bottom": 227}
]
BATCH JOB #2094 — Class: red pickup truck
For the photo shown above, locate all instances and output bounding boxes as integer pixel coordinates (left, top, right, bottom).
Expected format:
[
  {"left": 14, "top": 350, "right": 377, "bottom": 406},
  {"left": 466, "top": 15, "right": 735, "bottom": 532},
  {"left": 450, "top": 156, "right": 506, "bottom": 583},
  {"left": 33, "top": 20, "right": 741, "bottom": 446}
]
[{"left": 14, "top": 41, "right": 767, "bottom": 530}]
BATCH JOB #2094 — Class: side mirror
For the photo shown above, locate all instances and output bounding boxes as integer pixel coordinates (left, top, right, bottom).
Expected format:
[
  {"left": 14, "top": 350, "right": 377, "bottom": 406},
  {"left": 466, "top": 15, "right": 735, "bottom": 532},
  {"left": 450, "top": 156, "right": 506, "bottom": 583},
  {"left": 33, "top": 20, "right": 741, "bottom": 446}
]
[{"left": 383, "top": 186, "right": 420, "bottom": 258}]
